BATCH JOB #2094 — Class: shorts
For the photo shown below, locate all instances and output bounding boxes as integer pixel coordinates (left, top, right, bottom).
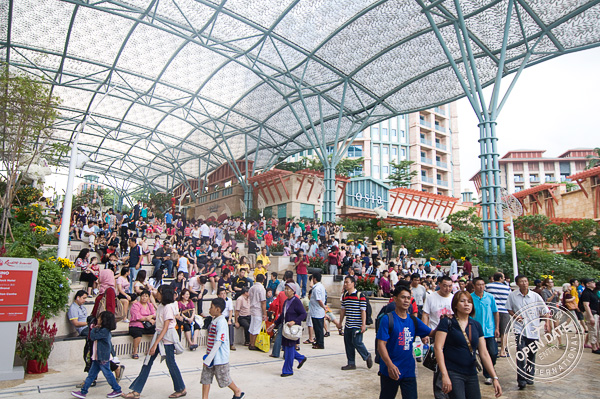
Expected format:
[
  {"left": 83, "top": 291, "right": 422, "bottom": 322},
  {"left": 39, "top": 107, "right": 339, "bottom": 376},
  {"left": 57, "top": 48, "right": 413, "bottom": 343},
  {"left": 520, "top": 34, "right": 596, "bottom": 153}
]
[
  {"left": 118, "top": 293, "right": 138, "bottom": 301},
  {"left": 129, "top": 325, "right": 155, "bottom": 338},
  {"left": 200, "top": 363, "right": 232, "bottom": 388},
  {"left": 306, "top": 316, "right": 313, "bottom": 328},
  {"left": 576, "top": 310, "right": 584, "bottom": 321},
  {"left": 249, "top": 315, "right": 263, "bottom": 335},
  {"left": 499, "top": 312, "right": 510, "bottom": 334}
]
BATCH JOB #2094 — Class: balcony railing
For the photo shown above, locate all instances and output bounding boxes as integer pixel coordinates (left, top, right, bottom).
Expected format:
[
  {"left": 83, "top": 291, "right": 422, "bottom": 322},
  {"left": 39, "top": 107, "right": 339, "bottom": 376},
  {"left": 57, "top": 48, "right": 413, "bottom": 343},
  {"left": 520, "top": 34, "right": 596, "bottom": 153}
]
[
  {"left": 434, "top": 106, "right": 446, "bottom": 115},
  {"left": 209, "top": 192, "right": 220, "bottom": 201},
  {"left": 436, "top": 160, "right": 448, "bottom": 168},
  {"left": 222, "top": 187, "right": 233, "bottom": 197},
  {"left": 514, "top": 177, "right": 524, "bottom": 182},
  {"left": 434, "top": 124, "right": 447, "bottom": 133},
  {"left": 421, "top": 176, "right": 433, "bottom": 183},
  {"left": 421, "top": 156, "right": 433, "bottom": 164},
  {"left": 420, "top": 138, "right": 432, "bottom": 146},
  {"left": 420, "top": 119, "right": 431, "bottom": 128},
  {"left": 437, "top": 179, "right": 449, "bottom": 187},
  {"left": 529, "top": 177, "right": 540, "bottom": 183},
  {"left": 435, "top": 142, "right": 447, "bottom": 150}
]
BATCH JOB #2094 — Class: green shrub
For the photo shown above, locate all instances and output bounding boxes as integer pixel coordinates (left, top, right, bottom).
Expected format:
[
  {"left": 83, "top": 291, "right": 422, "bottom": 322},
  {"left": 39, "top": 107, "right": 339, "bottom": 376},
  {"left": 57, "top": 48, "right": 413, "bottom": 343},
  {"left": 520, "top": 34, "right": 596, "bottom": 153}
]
[{"left": 34, "top": 258, "right": 71, "bottom": 319}]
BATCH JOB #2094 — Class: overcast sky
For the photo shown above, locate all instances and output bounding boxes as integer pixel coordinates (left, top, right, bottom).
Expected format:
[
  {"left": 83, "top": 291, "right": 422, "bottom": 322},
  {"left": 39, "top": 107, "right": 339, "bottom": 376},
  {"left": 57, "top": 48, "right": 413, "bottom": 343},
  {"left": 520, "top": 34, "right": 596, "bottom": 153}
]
[{"left": 457, "top": 46, "right": 600, "bottom": 196}]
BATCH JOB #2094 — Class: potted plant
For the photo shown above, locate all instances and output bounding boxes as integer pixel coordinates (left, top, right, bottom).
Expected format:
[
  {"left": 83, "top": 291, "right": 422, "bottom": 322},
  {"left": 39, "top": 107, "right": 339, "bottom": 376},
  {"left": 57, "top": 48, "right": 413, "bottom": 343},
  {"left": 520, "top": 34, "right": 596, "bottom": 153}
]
[
  {"left": 356, "top": 276, "right": 377, "bottom": 296},
  {"left": 16, "top": 311, "right": 58, "bottom": 374},
  {"left": 234, "top": 231, "right": 246, "bottom": 243},
  {"left": 270, "top": 241, "right": 285, "bottom": 256},
  {"left": 307, "top": 255, "right": 327, "bottom": 275}
]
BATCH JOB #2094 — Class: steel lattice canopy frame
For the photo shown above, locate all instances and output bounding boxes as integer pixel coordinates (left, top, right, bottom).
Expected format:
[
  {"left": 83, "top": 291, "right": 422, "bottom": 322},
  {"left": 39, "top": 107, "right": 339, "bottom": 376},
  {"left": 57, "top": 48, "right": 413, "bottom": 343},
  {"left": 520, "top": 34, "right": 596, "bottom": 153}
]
[{"left": 2, "top": 0, "right": 600, "bottom": 195}]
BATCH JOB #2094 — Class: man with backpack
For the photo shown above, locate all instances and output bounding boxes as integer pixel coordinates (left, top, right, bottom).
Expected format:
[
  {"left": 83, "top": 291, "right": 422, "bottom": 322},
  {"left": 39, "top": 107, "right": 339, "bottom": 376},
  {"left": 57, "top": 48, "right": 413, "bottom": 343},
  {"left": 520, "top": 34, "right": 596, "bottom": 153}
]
[
  {"left": 377, "top": 285, "right": 433, "bottom": 399},
  {"left": 338, "top": 275, "right": 373, "bottom": 370}
]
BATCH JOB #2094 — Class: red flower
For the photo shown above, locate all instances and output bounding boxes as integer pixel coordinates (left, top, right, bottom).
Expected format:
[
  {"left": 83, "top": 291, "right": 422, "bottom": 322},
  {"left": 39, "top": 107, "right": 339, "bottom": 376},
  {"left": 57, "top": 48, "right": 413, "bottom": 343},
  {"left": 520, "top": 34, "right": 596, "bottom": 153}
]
[{"left": 30, "top": 222, "right": 37, "bottom": 228}]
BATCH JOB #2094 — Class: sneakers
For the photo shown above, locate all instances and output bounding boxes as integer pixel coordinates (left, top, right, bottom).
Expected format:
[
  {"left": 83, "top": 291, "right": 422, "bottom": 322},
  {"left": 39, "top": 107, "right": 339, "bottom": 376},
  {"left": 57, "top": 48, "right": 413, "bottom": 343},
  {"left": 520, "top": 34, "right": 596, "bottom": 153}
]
[
  {"left": 106, "top": 391, "right": 123, "bottom": 398},
  {"left": 71, "top": 391, "right": 86, "bottom": 399},
  {"left": 484, "top": 378, "right": 493, "bottom": 385},
  {"left": 93, "top": 288, "right": 99, "bottom": 295},
  {"left": 366, "top": 354, "right": 373, "bottom": 369},
  {"left": 341, "top": 364, "right": 356, "bottom": 370}
]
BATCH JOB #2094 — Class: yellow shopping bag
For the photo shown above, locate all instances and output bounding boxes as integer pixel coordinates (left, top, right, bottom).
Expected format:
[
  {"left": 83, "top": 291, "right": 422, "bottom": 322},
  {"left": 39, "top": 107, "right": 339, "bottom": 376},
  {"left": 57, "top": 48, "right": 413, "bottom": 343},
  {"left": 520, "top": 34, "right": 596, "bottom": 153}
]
[{"left": 255, "top": 322, "right": 271, "bottom": 353}]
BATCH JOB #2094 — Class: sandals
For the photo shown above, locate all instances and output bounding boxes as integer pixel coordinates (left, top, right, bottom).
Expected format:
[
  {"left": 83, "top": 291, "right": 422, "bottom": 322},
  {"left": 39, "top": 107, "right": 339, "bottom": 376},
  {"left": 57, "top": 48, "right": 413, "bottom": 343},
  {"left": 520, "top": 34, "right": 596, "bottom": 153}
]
[
  {"left": 131, "top": 354, "right": 139, "bottom": 359},
  {"left": 115, "top": 365, "right": 125, "bottom": 384},
  {"left": 168, "top": 390, "right": 187, "bottom": 398},
  {"left": 122, "top": 392, "right": 140, "bottom": 399},
  {"left": 232, "top": 393, "right": 245, "bottom": 399},
  {"left": 303, "top": 339, "right": 315, "bottom": 345}
]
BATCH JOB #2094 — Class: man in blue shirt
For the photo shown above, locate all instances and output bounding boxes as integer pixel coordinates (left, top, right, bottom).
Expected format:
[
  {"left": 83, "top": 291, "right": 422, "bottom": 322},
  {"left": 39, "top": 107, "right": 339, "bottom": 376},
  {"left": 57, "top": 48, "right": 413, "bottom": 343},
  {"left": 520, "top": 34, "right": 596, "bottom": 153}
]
[
  {"left": 377, "top": 285, "right": 433, "bottom": 399},
  {"left": 471, "top": 277, "right": 499, "bottom": 385}
]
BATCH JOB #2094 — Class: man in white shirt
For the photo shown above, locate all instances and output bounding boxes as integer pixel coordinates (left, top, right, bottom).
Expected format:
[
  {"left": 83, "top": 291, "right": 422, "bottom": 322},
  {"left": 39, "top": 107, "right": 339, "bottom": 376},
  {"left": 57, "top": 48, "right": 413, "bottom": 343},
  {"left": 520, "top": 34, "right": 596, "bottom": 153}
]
[
  {"left": 247, "top": 274, "right": 267, "bottom": 351},
  {"left": 422, "top": 275, "right": 453, "bottom": 399},
  {"left": 389, "top": 265, "right": 399, "bottom": 287},
  {"left": 506, "top": 275, "right": 551, "bottom": 390},
  {"left": 82, "top": 221, "right": 96, "bottom": 248},
  {"left": 200, "top": 222, "right": 210, "bottom": 245},
  {"left": 308, "top": 240, "right": 319, "bottom": 257},
  {"left": 81, "top": 202, "right": 90, "bottom": 215},
  {"left": 218, "top": 288, "right": 236, "bottom": 351},
  {"left": 300, "top": 238, "right": 310, "bottom": 253},
  {"left": 410, "top": 273, "right": 427, "bottom": 319},
  {"left": 449, "top": 256, "right": 458, "bottom": 276},
  {"left": 309, "top": 272, "right": 327, "bottom": 349}
]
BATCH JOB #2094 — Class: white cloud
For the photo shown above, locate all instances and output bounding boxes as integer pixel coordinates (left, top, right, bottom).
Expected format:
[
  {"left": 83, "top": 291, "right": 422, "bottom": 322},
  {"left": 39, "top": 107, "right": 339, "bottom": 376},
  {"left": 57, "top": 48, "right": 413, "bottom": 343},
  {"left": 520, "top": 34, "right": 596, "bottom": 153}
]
[{"left": 457, "top": 47, "right": 600, "bottom": 194}]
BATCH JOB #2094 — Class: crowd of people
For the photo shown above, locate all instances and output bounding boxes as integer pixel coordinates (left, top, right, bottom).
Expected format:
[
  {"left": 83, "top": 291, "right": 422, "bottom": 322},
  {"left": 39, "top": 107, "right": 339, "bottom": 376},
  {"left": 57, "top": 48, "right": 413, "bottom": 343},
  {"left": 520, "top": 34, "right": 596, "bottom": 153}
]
[{"left": 64, "top": 203, "right": 599, "bottom": 399}]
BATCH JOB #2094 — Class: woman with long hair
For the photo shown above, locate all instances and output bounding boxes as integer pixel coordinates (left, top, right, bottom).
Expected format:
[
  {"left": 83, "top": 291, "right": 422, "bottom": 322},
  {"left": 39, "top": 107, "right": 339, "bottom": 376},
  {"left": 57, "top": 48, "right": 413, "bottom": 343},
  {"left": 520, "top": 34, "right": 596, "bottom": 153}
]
[
  {"left": 434, "top": 291, "right": 502, "bottom": 399},
  {"left": 176, "top": 289, "right": 200, "bottom": 350},
  {"left": 76, "top": 249, "right": 97, "bottom": 296},
  {"left": 123, "top": 285, "right": 186, "bottom": 399}
]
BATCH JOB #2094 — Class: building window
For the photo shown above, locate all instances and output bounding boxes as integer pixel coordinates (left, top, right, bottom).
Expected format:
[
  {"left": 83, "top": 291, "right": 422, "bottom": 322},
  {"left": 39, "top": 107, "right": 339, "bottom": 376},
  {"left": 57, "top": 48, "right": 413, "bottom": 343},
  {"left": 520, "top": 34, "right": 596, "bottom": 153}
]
[
  {"left": 347, "top": 145, "right": 363, "bottom": 158},
  {"left": 326, "top": 145, "right": 334, "bottom": 155},
  {"left": 372, "top": 127, "right": 379, "bottom": 140},
  {"left": 349, "top": 166, "right": 363, "bottom": 177},
  {"left": 373, "top": 146, "right": 380, "bottom": 158},
  {"left": 391, "top": 129, "right": 397, "bottom": 139},
  {"left": 545, "top": 174, "right": 554, "bottom": 182},
  {"left": 308, "top": 149, "right": 313, "bottom": 156},
  {"left": 514, "top": 174, "right": 523, "bottom": 183},
  {"left": 382, "top": 146, "right": 389, "bottom": 157},
  {"left": 382, "top": 165, "right": 389, "bottom": 178},
  {"left": 392, "top": 147, "right": 398, "bottom": 160},
  {"left": 401, "top": 130, "right": 406, "bottom": 140},
  {"left": 401, "top": 148, "right": 406, "bottom": 159},
  {"left": 421, "top": 170, "right": 427, "bottom": 177},
  {"left": 530, "top": 174, "right": 539, "bottom": 182},
  {"left": 382, "top": 128, "right": 388, "bottom": 140},
  {"left": 373, "top": 165, "right": 380, "bottom": 178},
  {"left": 356, "top": 131, "right": 363, "bottom": 138}
]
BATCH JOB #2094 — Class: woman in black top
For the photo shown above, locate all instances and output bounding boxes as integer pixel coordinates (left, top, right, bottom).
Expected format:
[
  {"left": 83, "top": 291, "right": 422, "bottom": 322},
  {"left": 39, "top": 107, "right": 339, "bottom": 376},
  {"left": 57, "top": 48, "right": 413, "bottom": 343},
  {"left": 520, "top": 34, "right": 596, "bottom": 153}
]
[{"left": 434, "top": 291, "right": 502, "bottom": 399}]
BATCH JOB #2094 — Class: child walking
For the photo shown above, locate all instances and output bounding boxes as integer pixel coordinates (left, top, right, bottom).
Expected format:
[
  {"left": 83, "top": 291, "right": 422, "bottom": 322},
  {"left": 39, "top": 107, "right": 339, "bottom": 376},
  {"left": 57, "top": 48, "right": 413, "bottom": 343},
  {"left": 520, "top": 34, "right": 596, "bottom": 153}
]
[
  {"left": 123, "top": 285, "right": 186, "bottom": 398},
  {"left": 201, "top": 297, "right": 244, "bottom": 399},
  {"left": 71, "top": 311, "right": 122, "bottom": 398}
]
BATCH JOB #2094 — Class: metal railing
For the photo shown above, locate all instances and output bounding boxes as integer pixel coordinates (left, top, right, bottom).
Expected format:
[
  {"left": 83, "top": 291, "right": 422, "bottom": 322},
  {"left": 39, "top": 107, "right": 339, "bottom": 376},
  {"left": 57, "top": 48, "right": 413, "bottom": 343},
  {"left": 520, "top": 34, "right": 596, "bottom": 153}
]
[
  {"left": 435, "top": 142, "right": 447, "bottom": 150},
  {"left": 434, "top": 107, "right": 446, "bottom": 115},
  {"left": 420, "top": 138, "right": 432, "bottom": 146},
  {"left": 434, "top": 124, "right": 446, "bottom": 133},
  {"left": 436, "top": 160, "right": 448, "bottom": 168},
  {"left": 437, "top": 179, "right": 449, "bottom": 187},
  {"left": 421, "top": 156, "right": 433, "bottom": 164},
  {"left": 421, "top": 176, "right": 433, "bottom": 183},
  {"left": 420, "top": 119, "right": 431, "bottom": 128}
]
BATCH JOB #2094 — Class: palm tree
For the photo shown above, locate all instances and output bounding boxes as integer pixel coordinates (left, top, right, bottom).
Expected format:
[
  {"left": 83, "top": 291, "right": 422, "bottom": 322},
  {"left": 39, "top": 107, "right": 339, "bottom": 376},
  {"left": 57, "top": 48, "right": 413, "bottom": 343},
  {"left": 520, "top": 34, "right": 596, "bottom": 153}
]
[{"left": 585, "top": 147, "right": 600, "bottom": 170}]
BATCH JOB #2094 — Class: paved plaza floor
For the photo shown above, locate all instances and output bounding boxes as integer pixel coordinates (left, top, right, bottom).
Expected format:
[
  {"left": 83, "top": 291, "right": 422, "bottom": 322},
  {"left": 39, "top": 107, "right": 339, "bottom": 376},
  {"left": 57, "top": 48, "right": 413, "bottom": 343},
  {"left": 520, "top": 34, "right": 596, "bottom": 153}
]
[{"left": 1, "top": 328, "right": 599, "bottom": 398}]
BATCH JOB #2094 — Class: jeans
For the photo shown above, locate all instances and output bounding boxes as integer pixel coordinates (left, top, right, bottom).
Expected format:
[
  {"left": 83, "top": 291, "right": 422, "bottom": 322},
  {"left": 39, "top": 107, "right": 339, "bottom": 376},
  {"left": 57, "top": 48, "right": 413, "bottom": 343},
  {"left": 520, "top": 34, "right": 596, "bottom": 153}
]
[
  {"left": 152, "top": 259, "right": 174, "bottom": 277},
  {"left": 237, "top": 315, "right": 251, "bottom": 344},
  {"left": 271, "top": 325, "right": 283, "bottom": 358},
  {"left": 379, "top": 375, "right": 417, "bottom": 399},
  {"left": 447, "top": 370, "right": 481, "bottom": 399},
  {"left": 282, "top": 345, "right": 306, "bottom": 375},
  {"left": 312, "top": 317, "right": 325, "bottom": 347},
  {"left": 483, "top": 336, "right": 498, "bottom": 379},
  {"left": 129, "top": 267, "right": 139, "bottom": 292},
  {"left": 343, "top": 328, "right": 370, "bottom": 365},
  {"left": 329, "top": 265, "right": 338, "bottom": 276},
  {"left": 81, "top": 360, "right": 121, "bottom": 395},
  {"left": 129, "top": 344, "right": 185, "bottom": 393},
  {"left": 297, "top": 274, "right": 308, "bottom": 298},
  {"left": 515, "top": 334, "right": 536, "bottom": 384}
]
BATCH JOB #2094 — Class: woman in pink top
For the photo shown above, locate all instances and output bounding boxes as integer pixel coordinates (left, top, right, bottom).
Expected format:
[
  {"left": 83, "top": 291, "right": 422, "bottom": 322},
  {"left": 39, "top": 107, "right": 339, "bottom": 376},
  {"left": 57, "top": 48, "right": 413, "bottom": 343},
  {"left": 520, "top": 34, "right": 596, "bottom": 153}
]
[
  {"left": 116, "top": 267, "right": 136, "bottom": 318},
  {"left": 175, "top": 289, "right": 200, "bottom": 350},
  {"left": 129, "top": 290, "right": 156, "bottom": 359}
]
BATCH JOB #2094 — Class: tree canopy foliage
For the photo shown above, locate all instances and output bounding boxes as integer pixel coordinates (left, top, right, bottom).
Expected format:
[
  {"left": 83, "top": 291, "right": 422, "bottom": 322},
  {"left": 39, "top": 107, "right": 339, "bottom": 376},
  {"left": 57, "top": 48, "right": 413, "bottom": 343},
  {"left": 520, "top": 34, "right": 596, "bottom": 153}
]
[
  {"left": 276, "top": 156, "right": 364, "bottom": 177},
  {"left": 585, "top": 147, "right": 600, "bottom": 170},
  {"left": 387, "top": 160, "right": 417, "bottom": 187}
]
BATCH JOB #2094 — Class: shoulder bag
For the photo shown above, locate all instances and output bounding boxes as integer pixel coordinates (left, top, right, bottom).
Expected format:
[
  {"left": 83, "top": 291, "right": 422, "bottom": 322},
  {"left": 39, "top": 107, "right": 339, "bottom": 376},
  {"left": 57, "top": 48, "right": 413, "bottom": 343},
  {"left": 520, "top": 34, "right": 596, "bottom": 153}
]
[
  {"left": 282, "top": 298, "right": 304, "bottom": 340},
  {"left": 459, "top": 321, "right": 483, "bottom": 373}
]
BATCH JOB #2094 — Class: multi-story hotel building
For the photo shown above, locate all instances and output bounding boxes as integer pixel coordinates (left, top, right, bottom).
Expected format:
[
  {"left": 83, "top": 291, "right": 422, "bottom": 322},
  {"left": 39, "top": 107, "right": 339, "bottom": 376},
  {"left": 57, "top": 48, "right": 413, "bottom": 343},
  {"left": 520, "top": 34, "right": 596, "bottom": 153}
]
[
  {"left": 76, "top": 174, "right": 105, "bottom": 196},
  {"left": 469, "top": 149, "right": 595, "bottom": 193},
  {"left": 287, "top": 103, "right": 462, "bottom": 198}
]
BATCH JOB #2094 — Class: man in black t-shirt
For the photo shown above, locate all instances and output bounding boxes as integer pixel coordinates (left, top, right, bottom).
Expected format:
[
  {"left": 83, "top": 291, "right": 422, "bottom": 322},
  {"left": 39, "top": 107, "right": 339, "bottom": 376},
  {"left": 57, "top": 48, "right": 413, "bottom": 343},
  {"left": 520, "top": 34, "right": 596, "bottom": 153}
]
[
  {"left": 580, "top": 278, "right": 600, "bottom": 353},
  {"left": 232, "top": 268, "right": 251, "bottom": 300}
]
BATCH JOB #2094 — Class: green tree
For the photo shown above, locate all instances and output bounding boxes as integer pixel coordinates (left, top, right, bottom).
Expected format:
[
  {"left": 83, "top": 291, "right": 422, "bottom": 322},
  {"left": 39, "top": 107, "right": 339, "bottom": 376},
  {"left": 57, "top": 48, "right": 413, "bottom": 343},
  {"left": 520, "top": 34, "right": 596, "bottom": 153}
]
[
  {"left": 388, "top": 160, "right": 417, "bottom": 187},
  {"left": 585, "top": 147, "right": 600, "bottom": 170},
  {"left": 73, "top": 187, "right": 115, "bottom": 209},
  {"left": 275, "top": 155, "right": 364, "bottom": 177},
  {"left": 446, "top": 207, "right": 482, "bottom": 235},
  {"left": 0, "top": 66, "right": 61, "bottom": 244},
  {"left": 513, "top": 214, "right": 552, "bottom": 244}
]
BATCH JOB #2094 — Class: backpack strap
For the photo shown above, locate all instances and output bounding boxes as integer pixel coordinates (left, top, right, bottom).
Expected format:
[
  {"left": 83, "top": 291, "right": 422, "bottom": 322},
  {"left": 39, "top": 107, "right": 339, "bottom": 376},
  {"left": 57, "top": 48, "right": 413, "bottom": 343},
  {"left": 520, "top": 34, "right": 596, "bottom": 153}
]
[
  {"left": 388, "top": 311, "right": 394, "bottom": 336},
  {"left": 410, "top": 314, "right": 419, "bottom": 333}
]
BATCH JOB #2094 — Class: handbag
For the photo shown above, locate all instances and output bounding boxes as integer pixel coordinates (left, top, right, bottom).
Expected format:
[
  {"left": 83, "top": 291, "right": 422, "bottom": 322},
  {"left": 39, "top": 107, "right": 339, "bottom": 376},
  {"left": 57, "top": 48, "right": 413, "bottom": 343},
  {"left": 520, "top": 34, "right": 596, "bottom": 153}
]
[
  {"left": 281, "top": 298, "right": 304, "bottom": 340},
  {"left": 142, "top": 320, "right": 154, "bottom": 330},
  {"left": 255, "top": 322, "right": 271, "bottom": 353},
  {"left": 422, "top": 345, "right": 437, "bottom": 371},
  {"left": 97, "top": 288, "right": 126, "bottom": 322},
  {"left": 565, "top": 301, "right": 578, "bottom": 311},
  {"left": 459, "top": 321, "right": 483, "bottom": 373}
]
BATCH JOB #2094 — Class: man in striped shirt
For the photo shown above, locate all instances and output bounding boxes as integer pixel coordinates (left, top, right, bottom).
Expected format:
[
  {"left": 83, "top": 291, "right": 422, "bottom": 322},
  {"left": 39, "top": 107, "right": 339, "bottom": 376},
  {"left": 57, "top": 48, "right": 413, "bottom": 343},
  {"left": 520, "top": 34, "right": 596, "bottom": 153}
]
[
  {"left": 486, "top": 272, "right": 512, "bottom": 357},
  {"left": 338, "top": 275, "right": 373, "bottom": 370}
]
